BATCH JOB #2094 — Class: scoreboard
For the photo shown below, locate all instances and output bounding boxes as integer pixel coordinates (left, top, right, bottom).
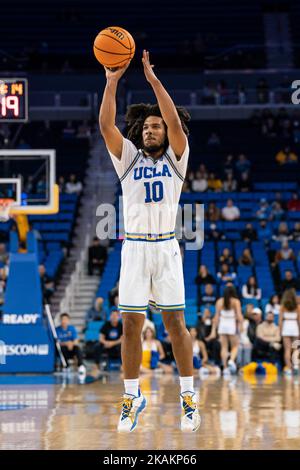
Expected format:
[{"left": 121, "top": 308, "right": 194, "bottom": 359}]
[{"left": 0, "top": 78, "right": 28, "bottom": 122}]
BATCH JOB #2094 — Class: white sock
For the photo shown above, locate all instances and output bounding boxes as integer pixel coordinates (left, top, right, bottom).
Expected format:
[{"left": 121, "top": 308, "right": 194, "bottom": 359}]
[
  {"left": 179, "top": 376, "right": 194, "bottom": 395},
  {"left": 124, "top": 378, "right": 139, "bottom": 397}
]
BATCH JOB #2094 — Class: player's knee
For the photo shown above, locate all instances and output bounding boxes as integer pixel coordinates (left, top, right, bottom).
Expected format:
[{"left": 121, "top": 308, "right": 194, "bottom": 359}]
[
  {"left": 122, "top": 314, "right": 143, "bottom": 338},
  {"left": 163, "top": 312, "right": 186, "bottom": 337}
]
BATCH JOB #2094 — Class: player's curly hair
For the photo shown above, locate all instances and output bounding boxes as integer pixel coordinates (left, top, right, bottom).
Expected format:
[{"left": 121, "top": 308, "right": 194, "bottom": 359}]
[{"left": 125, "top": 103, "right": 191, "bottom": 150}]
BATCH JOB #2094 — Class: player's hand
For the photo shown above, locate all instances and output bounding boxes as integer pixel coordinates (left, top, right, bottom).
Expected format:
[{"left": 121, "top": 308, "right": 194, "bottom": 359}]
[
  {"left": 104, "top": 61, "right": 131, "bottom": 81},
  {"left": 142, "top": 49, "right": 158, "bottom": 84}
]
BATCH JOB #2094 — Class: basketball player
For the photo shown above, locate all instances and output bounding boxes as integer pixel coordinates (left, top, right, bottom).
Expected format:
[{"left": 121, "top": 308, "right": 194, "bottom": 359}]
[
  {"left": 208, "top": 286, "right": 243, "bottom": 376},
  {"left": 99, "top": 50, "right": 200, "bottom": 432},
  {"left": 279, "top": 289, "right": 300, "bottom": 375}
]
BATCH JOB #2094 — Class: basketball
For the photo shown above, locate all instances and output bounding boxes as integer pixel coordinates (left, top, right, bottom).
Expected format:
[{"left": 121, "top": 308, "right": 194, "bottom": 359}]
[{"left": 93, "top": 26, "right": 135, "bottom": 68}]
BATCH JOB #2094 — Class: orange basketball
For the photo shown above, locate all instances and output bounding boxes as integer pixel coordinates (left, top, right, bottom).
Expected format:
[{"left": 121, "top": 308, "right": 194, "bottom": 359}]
[{"left": 93, "top": 26, "right": 135, "bottom": 68}]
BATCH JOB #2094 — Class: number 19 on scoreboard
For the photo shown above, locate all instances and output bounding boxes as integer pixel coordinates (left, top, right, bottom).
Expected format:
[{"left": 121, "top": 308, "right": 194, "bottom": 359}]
[{"left": 0, "top": 78, "right": 28, "bottom": 122}]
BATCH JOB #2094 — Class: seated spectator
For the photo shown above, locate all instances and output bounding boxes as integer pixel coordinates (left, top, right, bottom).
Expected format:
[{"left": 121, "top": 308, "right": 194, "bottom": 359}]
[
  {"left": 269, "top": 201, "right": 285, "bottom": 221},
  {"left": 265, "top": 294, "right": 281, "bottom": 319},
  {"left": 140, "top": 327, "right": 171, "bottom": 373},
  {"left": 292, "top": 222, "right": 300, "bottom": 241},
  {"left": 62, "top": 120, "right": 76, "bottom": 139},
  {"left": 65, "top": 174, "right": 83, "bottom": 194},
  {"left": 221, "top": 199, "right": 240, "bottom": 221},
  {"left": 238, "top": 248, "right": 254, "bottom": 266},
  {"left": 223, "top": 173, "right": 237, "bottom": 192},
  {"left": 241, "top": 223, "right": 257, "bottom": 242},
  {"left": 200, "top": 284, "right": 217, "bottom": 307},
  {"left": 207, "top": 132, "right": 221, "bottom": 147},
  {"left": 274, "top": 191, "right": 287, "bottom": 210},
  {"left": 86, "top": 297, "right": 107, "bottom": 322},
  {"left": 195, "top": 265, "right": 216, "bottom": 285},
  {"left": 191, "top": 171, "right": 208, "bottom": 192},
  {"left": 156, "top": 323, "right": 175, "bottom": 365},
  {"left": 77, "top": 119, "right": 92, "bottom": 139},
  {"left": 58, "top": 176, "right": 66, "bottom": 193},
  {"left": 205, "top": 223, "right": 226, "bottom": 241},
  {"left": 207, "top": 172, "right": 222, "bottom": 192},
  {"left": 242, "top": 276, "right": 262, "bottom": 300},
  {"left": 274, "top": 241, "right": 296, "bottom": 264},
  {"left": 238, "top": 171, "right": 252, "bottom": 192},
  {"left": 223, "top": 155, "right": 234, "bottom": 177},
  {"left": 109, "top": 281, "right": 119, "bottom": 307},
  {"left": 94, "top": 310, "right": 123, "bottom": 368},
  {"left": 182, "top": 180, "right": 191, "bottom": 193},
  {"left": 206, "top": 202, "right": 221, "bottom": 222},
  {"left": 287, "top": 192, "right": 300, "bottom": 212},
  {"left": 252, "top": 312, "right": 281, "bottom": 362},
  {"left": 238, "top": 308, "right": 253, "bottom": 366},
  {"left": 36, "top": 177, "right": 46, "bottom": 194},
  {"left": 256, "top": 78, "right": 269, "bottom": 104},
  {"left": 255, "top": 198, "right": 270, "bottom": 220},
  {"left": 189, "top": 326, "right": 208, "bottom": 371},
  {"left": 275, "top": 146, "right": 298, "bottom": 165},
  {"left": 280, "top": 270, "right": 299, "bottom": 293},
  {"left": 217, "top": 263, "right": 237, "bottom": 284},
  {"left": 56, "top": 313, "right": 86, "bottom": 375},
  {"left": 257, "top": 220, "right": 272, "bottom": 243},
  {"left": 39, "top": 264, "right": 55, "bottom": 302},
  {"left": 219, "top": 247, "right": 234, "bottom": 266},
  {"left": 197, "top": 309, "right": 221, "bottom": 366},
  {"left": 272, "top": 222, "right": 292, "bottom": 243},
  {"left": 88, "top": 237, "right": 108, "bottom": 275},
  {"left": 247, "top": 306, "right": 263, "bottom": 344},
  {"left": 235, "top": 154, "right": 251, "bottom": 175}
]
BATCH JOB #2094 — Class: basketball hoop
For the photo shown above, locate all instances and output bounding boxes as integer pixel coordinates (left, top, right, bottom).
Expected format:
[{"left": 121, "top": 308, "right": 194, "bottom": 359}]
[{"left": 0, "top": 199, "right": 16, "bottom": 222}]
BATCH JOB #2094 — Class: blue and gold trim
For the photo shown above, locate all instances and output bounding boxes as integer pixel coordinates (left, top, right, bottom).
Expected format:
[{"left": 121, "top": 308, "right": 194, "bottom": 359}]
[
  {"left": 119, "top": 304, "right": 148, "bottom": 313},
  {"left": 125, "top": 231, "right": 175, "bottom": 242},
  {"left": 156, "top": 303, "right": 185, "bottom": 311}
]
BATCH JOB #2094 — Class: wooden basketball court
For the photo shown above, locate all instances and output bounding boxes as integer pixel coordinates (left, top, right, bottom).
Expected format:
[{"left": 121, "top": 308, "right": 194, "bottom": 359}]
[{"left": 0, "top": 373, "right": 299, "bottom": 450}]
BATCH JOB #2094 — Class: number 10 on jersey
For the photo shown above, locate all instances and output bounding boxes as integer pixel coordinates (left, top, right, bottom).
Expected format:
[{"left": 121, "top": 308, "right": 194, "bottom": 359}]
[{"left": 144, "top": 181, "right": 164, "bottom": 203}]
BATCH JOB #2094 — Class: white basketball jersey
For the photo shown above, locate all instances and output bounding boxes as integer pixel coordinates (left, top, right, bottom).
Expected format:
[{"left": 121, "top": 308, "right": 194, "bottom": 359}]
[{"left": 108, "top": 137, "right": 189, "bottom": 237}]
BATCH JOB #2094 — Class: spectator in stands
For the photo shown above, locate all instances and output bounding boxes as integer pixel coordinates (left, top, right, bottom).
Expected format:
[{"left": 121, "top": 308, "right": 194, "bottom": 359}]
[
  {"left": 207, "top": 172, "right": 222, "bottom": 192},
  {"left": 65, "top": 174, "right": 83, "bottom": 195},
  {"left": 256, "top": 78, "right": 269, "bottom": 104},
  {"left": 292, "top": 222, "right": 300, "bottom": 241},
  {"left": 200, "top": 284, "right": 217, "bottom": 307},
  {"left": 156, "top": 323, "right": 175, "bottom": 366},
  {"left": 197, "top": 308, "right": 221, "bottom": 366},
  {"left": 56, "top": 313, "right": 86, "bottom": 376},
  {"left": 86, "top": 296, "right": 107, "bottom": 322},
  {"left": 207, "top": 132, "right": 221, "bottom": 147},
  {"left": 195, "top": 265, "right": 216, "bottom": 286},
  {"left": 247, "top": 306, "right": 262, "bottom": 344},
  {"left": 287, "top": 192, "right": 300, "bottom": 212},
  {"left": 109, "top": 281, "right": 119, "bottom": 307},
  {"left": 265, "top": 294, "right": 281, "bottom": 319},
  {"left": 191, "top": 170, "right": 208, "bottom": 192},
  {"left": 223, "top": 155, "right": 234, "bottom": 177},
  {"left": 206, "top": 202, "right": 221, "bottom": 222},
  {"left": 238, "top": 248, "right": 254, "bottom": 266},
  {"left": 24, "top": 175, "right": 34, "bottom": 193},
  {"left": 252, "top": 312, "right": 281, "bottom": 362},
  {"left": 88, "top": 237, "right": 107, "bottom": 275},
  {"left": 76, "top": 119, "right": 92, "bottom": 139},
  {"left": 238, "top": 171, "right": 252, "bottom": 192},
  {"left": 205, "top": 223, "right": 226, "bottom": 241},
  {"left": 62, "top": 120, "right": 76, "bottom": 139},
  {"left": 269, "top": 201, "right": 285, "bottom": 221},
  {"left": 275, "top": 146, "right": 298, "bottom": 166},
  {"left": 182, "top": 181, "right": 191, "bottom": 193},
  {"left": 279, "top": 289, "right": 300, "bottom": 374},
  {"left": 197, "top": 164, "right": 208, "bottom": 178},
  {"left": 219, "top": 248, "right": 234, "bottom": 267},
  {"left": 223, "top": 173, "right": 237, "bottom": 192},
  {"left": 217, "top": 264, "right": 237, "bottom": 284},
  {"left": 241, "top": 223, "right": 257, "bottom": 242},
  {"left": 272, "top": 222, "right": 292, "bottom": 243},
  {"left": 94, "top": 310, "right": 123, "bottom": 369},
  {"left": 140, "top": 327, "right": 170, "bottom": 373},
  {"left": 242, "top": 276, "right": 262, "bottom": 300},
  {"left": 257, "top": 219, "right": 272, "bottom": 243},
  {"left": 274, "top": 242, "right": 296, "bottom": 264},
  {"left": 280, "top": 270, "right": 299, "bottom": 293},
  {"left": 58, "top": 176, "right": 66, "bottom": 193},
  {"left": 221, "top": 199, "right": 240, "bottom": 221},
  {"left": 274, "top": 191, "right": 287, "bottom": 211},
  {"left": 36, "top": 177, "right": 46, "bottom": 194},
  {"left": 235, "top": 154, "right": 251, "bottom": 175},
  {"left": 255, "top": 198, "right": 270, "bottom": 220},
  {"left": 238, "top": 307, "right": 253, "bottom": 366},
  {"left": 38, "top": 264, "right": 55, "bottom": 302}
]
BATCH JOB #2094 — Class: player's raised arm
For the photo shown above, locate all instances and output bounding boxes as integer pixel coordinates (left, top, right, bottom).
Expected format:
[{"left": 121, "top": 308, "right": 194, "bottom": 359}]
[
  {"left": 99, "top": 63, "right": 130, "bottom": 159},
  {"left": 142, "top": 49, "right": 187, "bottom": 159}
]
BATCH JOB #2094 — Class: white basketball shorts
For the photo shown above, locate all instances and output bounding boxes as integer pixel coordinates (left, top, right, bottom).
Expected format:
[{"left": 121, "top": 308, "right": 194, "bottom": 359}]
[{"left": 118, "top": 237, "right": 185, "bottom": 315}]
